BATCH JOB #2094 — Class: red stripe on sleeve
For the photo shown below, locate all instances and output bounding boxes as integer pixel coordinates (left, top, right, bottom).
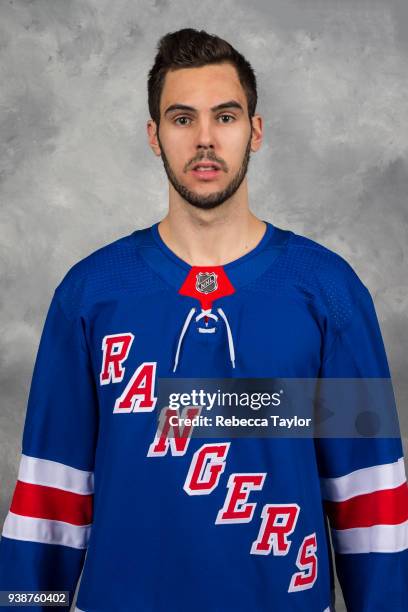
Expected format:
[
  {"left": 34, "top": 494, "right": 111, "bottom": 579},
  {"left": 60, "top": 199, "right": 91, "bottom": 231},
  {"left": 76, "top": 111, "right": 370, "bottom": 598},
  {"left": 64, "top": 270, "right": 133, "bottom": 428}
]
[
  {"left": 10, "top": 480, "right": 93, "bottom": 526},
  {"left": 325, "top": 482, "right": 408, "bottom": 530}
]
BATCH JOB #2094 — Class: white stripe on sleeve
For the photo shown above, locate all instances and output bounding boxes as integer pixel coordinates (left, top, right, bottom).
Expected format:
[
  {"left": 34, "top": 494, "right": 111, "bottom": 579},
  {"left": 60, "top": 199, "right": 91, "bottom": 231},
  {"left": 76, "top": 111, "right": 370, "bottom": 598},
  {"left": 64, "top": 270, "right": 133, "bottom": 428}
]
[
  {"left": 2, "top": 511, "right": 92, "bottom": 549},
  {"left": 18, "top": 454, "right": 94, "bottom": 495},
  {"left": 320, "top": 457, "right": 406, "bottom": 502},
  {"left": 331, "top": 519, "right": 408, "bottom": 554}
]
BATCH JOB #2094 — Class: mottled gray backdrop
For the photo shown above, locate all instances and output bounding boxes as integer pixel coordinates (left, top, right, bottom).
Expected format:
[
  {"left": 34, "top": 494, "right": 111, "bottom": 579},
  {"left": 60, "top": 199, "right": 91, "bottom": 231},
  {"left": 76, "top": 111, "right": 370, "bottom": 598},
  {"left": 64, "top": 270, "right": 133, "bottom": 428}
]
[{"left": 1, "top": 1, "right": 407, "bottom": 610}]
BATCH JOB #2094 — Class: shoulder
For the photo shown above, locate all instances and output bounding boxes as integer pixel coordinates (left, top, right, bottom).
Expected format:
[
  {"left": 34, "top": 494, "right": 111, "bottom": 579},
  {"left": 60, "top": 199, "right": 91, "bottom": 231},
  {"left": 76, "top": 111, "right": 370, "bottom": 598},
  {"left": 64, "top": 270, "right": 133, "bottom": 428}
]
[
  {"left": 286, "top": 230, "right": 356, "bottom": 274},
  {"left": 266, "top": 227, "right": 373, "bottom": 332},
  {"left": 282, "top": 229, "right": 369, "bottom": 293},
  {"left": 53, "top": 226, "right": 163, "bottom": 317}
]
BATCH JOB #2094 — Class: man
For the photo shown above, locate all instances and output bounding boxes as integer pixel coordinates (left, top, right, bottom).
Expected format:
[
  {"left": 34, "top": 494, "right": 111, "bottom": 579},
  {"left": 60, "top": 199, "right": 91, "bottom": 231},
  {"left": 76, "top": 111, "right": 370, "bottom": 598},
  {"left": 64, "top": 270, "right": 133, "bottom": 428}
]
[{"left": 0, "top": 27, "right": 407, "bottom": 612}]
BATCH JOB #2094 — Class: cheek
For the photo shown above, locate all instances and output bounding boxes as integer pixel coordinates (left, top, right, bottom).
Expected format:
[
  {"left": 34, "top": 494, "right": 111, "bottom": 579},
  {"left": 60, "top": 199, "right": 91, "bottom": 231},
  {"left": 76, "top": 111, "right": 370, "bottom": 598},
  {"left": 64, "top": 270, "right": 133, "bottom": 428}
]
[
  {"left": 225, "top": 136, "right": 250, "bottom": 168},
  {"left": 163, "top": 134, "right": 191, "bottom": 165},
  {"left": 223, "top": 126, "right": 251, "bottom": 153}
]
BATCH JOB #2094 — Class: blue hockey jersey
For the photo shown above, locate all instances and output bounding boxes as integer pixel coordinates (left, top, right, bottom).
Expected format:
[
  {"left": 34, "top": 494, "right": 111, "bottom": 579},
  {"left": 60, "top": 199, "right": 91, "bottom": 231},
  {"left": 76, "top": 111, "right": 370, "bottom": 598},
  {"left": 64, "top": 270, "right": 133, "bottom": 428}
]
[{"left": 1, "top": 220, "right": 407, "bottom": 611}]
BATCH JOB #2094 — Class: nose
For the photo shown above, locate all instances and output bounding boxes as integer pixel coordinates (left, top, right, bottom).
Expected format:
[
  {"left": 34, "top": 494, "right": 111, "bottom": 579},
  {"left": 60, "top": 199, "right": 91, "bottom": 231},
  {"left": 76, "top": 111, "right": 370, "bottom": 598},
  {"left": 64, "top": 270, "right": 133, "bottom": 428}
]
[{"left": 196, "top": 117, "right": 215, "bottom": 150}]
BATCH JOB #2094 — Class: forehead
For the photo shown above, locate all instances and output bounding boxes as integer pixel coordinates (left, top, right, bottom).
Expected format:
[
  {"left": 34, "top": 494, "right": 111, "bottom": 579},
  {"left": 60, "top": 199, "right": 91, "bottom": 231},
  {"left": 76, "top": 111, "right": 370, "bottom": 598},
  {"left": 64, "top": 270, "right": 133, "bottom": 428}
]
[{"left": 160, "top": 63, "right": 246, "bottom": 113}]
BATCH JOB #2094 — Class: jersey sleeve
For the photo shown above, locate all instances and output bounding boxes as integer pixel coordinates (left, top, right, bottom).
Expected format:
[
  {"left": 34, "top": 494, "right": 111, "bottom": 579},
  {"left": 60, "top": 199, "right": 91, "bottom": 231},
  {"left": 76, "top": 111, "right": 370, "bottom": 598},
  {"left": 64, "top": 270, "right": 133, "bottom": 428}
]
[
  {"left": 315, "top": 275, "right": 408, "bottom": 611},
  {"left": 0, "top": 287, "right": 99, "bottom": 610}
]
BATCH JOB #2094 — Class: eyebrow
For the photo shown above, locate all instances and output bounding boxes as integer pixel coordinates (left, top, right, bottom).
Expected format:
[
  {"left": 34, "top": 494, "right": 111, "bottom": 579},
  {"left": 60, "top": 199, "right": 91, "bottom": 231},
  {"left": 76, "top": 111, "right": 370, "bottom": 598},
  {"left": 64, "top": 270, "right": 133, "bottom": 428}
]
[{"left": 164, "top": 100, "right": 244, "bottom": 116}]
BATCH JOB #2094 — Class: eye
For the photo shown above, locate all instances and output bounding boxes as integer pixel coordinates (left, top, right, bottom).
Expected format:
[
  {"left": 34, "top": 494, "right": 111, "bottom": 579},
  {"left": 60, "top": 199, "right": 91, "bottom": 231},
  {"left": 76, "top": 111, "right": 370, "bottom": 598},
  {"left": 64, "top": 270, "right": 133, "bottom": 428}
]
[
  {"left": 174, "top": 116, "right": 192, "bottom": 126},
  {"left": 218, "top": 114, "right": 235, "bottom": 123}
]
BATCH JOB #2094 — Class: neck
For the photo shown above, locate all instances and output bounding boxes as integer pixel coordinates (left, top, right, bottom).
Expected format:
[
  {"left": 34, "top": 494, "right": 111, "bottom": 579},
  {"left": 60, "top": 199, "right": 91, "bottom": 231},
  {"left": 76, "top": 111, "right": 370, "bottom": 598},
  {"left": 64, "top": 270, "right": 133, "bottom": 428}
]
[{"left": 158, "top": 184, "right": 266, "bottom": 267}]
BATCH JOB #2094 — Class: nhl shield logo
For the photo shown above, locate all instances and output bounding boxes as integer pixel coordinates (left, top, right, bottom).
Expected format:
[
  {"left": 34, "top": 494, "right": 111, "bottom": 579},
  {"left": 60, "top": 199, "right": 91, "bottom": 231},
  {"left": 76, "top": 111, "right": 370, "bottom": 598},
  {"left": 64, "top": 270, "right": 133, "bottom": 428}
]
[{"left": 196, "top": 272, "right": 218, "bottom": 294}]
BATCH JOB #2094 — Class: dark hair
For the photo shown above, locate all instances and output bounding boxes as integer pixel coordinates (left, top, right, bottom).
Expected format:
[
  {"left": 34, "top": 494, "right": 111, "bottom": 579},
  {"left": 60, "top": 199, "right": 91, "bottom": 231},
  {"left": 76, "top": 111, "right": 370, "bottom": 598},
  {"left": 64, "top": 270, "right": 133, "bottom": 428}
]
[{"left": 147, "top": 28, "right": 258, "bottom": 127}]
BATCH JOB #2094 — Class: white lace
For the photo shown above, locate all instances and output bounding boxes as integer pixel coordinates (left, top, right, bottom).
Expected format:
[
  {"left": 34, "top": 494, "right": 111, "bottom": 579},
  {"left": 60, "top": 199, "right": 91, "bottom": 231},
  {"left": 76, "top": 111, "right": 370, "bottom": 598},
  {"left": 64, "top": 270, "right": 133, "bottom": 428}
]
[
  {"left": 173, "top": 307, "right": 236, "bottom": 372},
  {"left": 217, "top": 307, "right": 236, "bottom": 368},
  {"left": 196, "top": 308, "right": 218, "bottom": 334}
]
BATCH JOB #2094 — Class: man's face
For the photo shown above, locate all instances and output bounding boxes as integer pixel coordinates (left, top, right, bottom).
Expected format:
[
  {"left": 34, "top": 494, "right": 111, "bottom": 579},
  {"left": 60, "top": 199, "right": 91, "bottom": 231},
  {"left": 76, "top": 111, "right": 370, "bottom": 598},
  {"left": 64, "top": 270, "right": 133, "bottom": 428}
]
[{"left": 151, "top": 63, "right": 260, "bottom": 210}]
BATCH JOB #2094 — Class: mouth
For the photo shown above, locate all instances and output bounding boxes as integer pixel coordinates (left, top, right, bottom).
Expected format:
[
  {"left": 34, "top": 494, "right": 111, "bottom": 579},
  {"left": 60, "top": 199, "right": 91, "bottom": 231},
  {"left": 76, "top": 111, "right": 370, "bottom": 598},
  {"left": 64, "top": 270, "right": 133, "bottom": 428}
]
[{"left": 190, "top": 162, "right": 222, "bottom": 181}]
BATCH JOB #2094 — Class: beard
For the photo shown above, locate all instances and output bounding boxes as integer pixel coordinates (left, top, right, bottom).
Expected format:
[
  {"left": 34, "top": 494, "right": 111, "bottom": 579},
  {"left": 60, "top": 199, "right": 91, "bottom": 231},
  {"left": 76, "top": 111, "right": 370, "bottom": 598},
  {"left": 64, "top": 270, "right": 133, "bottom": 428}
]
[{"left": 157, "top": 131, "right": 253, "bottom": 210}]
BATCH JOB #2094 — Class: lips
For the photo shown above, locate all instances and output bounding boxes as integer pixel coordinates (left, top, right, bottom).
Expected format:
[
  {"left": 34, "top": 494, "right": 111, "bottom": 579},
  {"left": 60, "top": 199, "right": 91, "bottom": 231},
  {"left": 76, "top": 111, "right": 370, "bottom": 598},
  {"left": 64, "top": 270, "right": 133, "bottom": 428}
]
[
  {"left": 191, "top": 166, "right": 222, "bottom": 180},
  {"left": 190, "top": 161, "right": 222, "bottom": 181},
  {"left": 192, "top": 162, "right": 222, "bottom": 171}
]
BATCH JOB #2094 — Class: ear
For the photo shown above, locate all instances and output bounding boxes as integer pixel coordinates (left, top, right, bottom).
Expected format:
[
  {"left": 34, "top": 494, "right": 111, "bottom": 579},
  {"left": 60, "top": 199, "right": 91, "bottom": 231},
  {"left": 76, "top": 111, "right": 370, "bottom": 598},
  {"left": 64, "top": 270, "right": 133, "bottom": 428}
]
[
  {"left": 250, "top": 114, "right": 263, "bottom": 152},
  {"left": 147, "top": 119, "right": 162, "bottom": 157}
]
